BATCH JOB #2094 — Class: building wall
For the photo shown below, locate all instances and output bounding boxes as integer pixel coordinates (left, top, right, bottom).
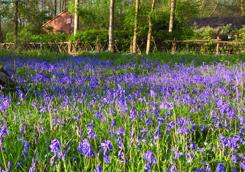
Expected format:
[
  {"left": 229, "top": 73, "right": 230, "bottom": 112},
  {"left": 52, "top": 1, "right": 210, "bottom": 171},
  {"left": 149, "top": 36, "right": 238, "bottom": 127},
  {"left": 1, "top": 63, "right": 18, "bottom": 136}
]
[{"left": 43, "top": 12, "right": 74, "bottom": 34}]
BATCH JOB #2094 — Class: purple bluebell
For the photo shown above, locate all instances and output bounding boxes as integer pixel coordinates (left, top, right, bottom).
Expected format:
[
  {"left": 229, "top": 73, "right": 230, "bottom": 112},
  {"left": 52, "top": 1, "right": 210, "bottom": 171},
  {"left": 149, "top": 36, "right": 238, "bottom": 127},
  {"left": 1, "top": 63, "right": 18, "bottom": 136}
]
[
  {"left": 240, "top": 160, "right": 245, "bottom": 171},
  {"left": 94, "top": 165, "right": 102, "bottom": 172},
  {"left": 116, "top": 127, "right": 125, "bottom": 136},
  {"left": 87, "top": 127, "right": 96, "bottom": 139},
  {"left": 143, "top": 151, "right": 157, "bottom": 171},
  {"left": 78, "top": 138, "right": 94, "bottom": 158},
  {"left": 231, "top": 154, "right": 238, "bottom": 164},
  {"left": 101, "top": 140, "right": 113, "bottom": 164},
  {"left": 216, "top": 163, "right": 225, "bottom": 172},
  {"left": 101, "top": 140, "right": 113, "bottom": 152},
  {"left": 0, "top": 126, "right": 9, "bottom": 146},
  {"left": 49, "top": 139, "right": 63, "bottom": 160},
  {"left": 22, "top": 140, "right": 30, "bottom": 158},
  {"left": 194, "top": 169, "right": 204, "bottom": 172},
  {"left": 28, "top": 159, "right": 36, "bottom": 172}
]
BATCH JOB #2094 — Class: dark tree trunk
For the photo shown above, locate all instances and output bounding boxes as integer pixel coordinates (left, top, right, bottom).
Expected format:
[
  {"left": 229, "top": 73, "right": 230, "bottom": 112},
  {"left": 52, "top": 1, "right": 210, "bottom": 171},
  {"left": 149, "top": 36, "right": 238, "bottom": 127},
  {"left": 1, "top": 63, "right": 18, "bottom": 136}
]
[
  {"left": 241, "top": 0, "right": 244, "bottom": 16},
  {"left": 0, "top": 65, "right": 16, "bottom": 92},
  {"left": 54, "top": 0, "right": 57, "bottom": 16}
]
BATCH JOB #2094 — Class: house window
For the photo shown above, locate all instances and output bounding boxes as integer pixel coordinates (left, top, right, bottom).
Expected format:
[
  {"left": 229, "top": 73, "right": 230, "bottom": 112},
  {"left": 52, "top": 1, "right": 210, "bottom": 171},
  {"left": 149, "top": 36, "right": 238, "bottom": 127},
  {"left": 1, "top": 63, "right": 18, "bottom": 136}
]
[{"left": 67, "top": 17, "right": 72, "bottom": 24}]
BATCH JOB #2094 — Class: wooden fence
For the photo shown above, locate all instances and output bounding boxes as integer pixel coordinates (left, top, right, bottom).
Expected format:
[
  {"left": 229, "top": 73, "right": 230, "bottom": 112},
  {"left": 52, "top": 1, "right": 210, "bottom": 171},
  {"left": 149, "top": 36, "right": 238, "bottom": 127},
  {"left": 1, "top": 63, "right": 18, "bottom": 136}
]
[{"left": 0, "top": 40, "right": 244, "bottom": 55}]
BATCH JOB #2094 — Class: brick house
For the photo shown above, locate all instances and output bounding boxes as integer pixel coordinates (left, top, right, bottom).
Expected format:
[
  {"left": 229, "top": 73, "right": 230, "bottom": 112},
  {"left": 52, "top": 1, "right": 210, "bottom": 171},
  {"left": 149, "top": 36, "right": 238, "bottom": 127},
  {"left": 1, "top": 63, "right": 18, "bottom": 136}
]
[{"left": 42, "top": 11, "right": 74, "bottom": 34}]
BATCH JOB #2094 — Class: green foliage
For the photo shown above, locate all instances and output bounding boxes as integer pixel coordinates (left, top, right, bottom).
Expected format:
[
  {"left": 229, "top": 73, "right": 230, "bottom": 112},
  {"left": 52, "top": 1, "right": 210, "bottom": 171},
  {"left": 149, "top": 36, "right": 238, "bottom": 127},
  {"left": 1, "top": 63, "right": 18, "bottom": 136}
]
[
  {"left": 70, "top": 30, "right": 131, "bottom": 51},
  {"left": 77, "top": 52, "right": 245, "bottom": 66},
  {"left": 176, "top": 0, "right": 199, "bottom": 19},
  {"left": 236, "top": 27, "right": 245, "bottom": 41},
  {"left": 192, "top": 25, "right": 245, "bottom": 41},
  {"left": 29, "top": 33, "right": 68, "bottom": 43},
  {"left": 193, "top": 27, "right": 217, "bottom": 40},
  {"left": 5, "top": 31, "right": 68, "bottom": 43}
]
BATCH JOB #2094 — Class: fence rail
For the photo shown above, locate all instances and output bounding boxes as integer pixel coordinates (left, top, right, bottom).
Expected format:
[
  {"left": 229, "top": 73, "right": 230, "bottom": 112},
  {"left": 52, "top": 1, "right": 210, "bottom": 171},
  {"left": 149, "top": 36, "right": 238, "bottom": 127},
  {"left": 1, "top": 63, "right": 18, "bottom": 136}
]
[{"left": 0, "top": 40, "right": 244, "bottom": 55}]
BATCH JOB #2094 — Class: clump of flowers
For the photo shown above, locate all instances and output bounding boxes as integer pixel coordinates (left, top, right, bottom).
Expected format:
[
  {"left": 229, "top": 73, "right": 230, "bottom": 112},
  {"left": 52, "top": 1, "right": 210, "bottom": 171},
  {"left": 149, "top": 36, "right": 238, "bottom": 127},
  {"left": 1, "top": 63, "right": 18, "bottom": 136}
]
[
  {"left": 77, "top": 138, "right": 94, "bottom": 158},
  {"left": 101, "top": 140, "right": 113, "bottom": 164},
  {"left": 49, "top": 139, "right": 66, "bottom": 165},
  {"left": 144, "top": 151, "right": 157, "bottom": 171}
]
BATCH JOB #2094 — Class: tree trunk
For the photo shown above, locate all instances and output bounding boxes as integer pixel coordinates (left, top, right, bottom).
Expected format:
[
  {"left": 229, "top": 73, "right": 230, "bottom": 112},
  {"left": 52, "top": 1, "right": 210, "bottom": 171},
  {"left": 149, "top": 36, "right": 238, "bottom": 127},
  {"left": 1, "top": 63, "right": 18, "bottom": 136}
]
[
  {"left": 14, "top": 0, "right": 19, "bottom": 49},
  {"left": 0, "top": 0, "right": 3, "bottom": 43},
  {"left": 146, "top": 0, "right": 155, "bottom": 54},
  {"left": 241, "top": 0, "right": 244, "bottom": 16},
  {"left": 74, "top": 0, "right": 79, "bottom": 36},
  {"left": 41, "top": 0, "right": 45, "bottom": 11},
  {"left": 132, "top": 0, "right": 139, "bottom": 54},
  {"left": 168, "top": 0, "right": 176, "bottom": 33},
  {"left": 54, "top": 0, "right": 57, "bottom": 16},
  {"left": 108, "top": 0, "right": 115, "bottom": 52}
]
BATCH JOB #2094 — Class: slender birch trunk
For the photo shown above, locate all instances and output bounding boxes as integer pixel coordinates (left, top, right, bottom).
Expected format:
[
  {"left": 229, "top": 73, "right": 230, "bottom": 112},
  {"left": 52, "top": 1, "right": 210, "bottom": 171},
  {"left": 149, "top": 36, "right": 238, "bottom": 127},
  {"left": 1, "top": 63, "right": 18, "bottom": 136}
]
[
  {"left": 168, "top": 0, "right": 176, "bottom": 33},
  {"left": 146, "top": 0, "right": 155, "bottom": 54},
  {"left": 74, "top": 0, "right": 78, "bottom": 36},
  {"left": 132, "top": 0, "right": 139, "bottom": 54},
  {"left": 108, "top": 0, "right": 115, "bottom": 52},
  {"left": 14, "top": 0, "right": 19, "bottom": 49},
  {"left": 0, "top": 0, "right": 2, "bottom": 42}
]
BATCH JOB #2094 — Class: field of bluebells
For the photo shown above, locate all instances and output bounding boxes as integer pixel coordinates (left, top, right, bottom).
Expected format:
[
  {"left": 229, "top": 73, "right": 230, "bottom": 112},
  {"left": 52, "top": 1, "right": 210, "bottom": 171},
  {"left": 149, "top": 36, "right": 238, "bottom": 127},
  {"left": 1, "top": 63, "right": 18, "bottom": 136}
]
[{"left": 0, "top": 56, "right": 244, "bottom": 172}]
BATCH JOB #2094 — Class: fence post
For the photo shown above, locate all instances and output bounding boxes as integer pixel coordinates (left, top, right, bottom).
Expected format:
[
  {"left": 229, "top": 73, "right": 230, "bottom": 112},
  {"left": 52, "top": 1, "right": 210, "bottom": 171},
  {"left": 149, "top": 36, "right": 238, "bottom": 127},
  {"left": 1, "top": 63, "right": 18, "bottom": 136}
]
[
  {"left": 216, "top": 35, "right": 220, "bottom": 55},
  {"left": 171, "top": 38, "right": 176, "bottom": 53},
  {"left": 95, "top": 35, "right": 101, "bottom": 52},
  {"left": 68, "top": 41, "right": 71, "bottom": 54}
]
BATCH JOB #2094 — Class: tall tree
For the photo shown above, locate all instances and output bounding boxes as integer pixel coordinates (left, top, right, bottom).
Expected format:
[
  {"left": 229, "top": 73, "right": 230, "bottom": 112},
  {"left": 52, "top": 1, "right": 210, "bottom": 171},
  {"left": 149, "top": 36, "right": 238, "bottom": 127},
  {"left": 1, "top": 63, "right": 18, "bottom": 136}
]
[
  {"left": 108, "top": 0, "right": 115, "bottom": 52},
  {"left": 0, "top": 0, "right": 2, "bottom": 42},
  {"left": 146, "top": 0, "right": 155, "bottom": 54},
  {"left": 169, "top": 0, "right": 176, "bottom": 33},
  {"left": 14, "top": 0, "right": 19, "bottom": 48},
  {"left": 241, "top": 0, "right": 244, "bottom": 15},
  {"left": 74, "top": 0, "right": 79, "bottom": 36},
  {"left": 132, "top": 0, "right": 139, "bottom": 53},
  {"left": 54, "top": 0, "right": 57, "bottom": 15}
]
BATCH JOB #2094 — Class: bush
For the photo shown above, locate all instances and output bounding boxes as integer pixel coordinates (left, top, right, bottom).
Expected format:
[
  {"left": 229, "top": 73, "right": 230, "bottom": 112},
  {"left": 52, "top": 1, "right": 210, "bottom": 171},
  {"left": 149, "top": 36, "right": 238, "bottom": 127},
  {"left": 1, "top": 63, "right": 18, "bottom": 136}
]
[
  {"left": 236, "top": 27, "right": 245, "bottom": 41},
  {"left": 29, "top": 33, "right": 68, "bottom": 43},
  {"left": 193, "top": 27, "right": 217, "bottom": 40},
  {"left": 4, "top": 29, "right": 68, "bottom": 43}
]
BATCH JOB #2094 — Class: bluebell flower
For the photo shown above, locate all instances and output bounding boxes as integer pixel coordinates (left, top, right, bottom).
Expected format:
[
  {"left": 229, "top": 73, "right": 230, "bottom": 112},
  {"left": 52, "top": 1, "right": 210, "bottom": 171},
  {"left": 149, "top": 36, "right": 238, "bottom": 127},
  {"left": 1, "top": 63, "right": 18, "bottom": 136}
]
[
  {"left": 216, "top": 163, "right": 225, "bottom": 172},
  {"left": 101, "top": 140, "right": 113, "bottom": 152},
  {"left": 194, "top": 169, "right": 204, "bottom": 172},
  {"left": 116, "top": 127, "right": 125, "bottom": 136},
  {"left": 231, "top": 154, "right": 238, "bottom": 164},
  {"left": 143, "top": 151, "right": 157, "bottom": 171},
  {"left": 87, "top": 127, "right": 96, "bottom": 139},
  {"left": 22, "top": 140, "right": 30, "bottom": 158},
  {"left": 0, "top": 97, "right": 10, "bottom": 112},
  {"left": 129, "top": 109, "right": 137, "bottom": 121},
  {"left": 49, "top": 139, "right": 63, "bottom": 160},
  {"left": 240, "top": 160, "right": 245, "bottom": 171},
  {"left": 103, "top": 151, "right": 111, "bottom": 164},
  {"left": 231, "top": 167, "right": 237, "bottom": 172},
  {"left": 28, "top": 159, "right": 36, "bottom": 172},
  {"left": 101, "top": 140, "right": 113, "bottom": 164},
  {"left": 0, "top": 126, "right": 9, "bottom": 146},
  {"left": 78, "top": 138, "right": 94, "bottom": 158},
  {"left": 94, "top": 165, "right": 102, "bottom": 172}
]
